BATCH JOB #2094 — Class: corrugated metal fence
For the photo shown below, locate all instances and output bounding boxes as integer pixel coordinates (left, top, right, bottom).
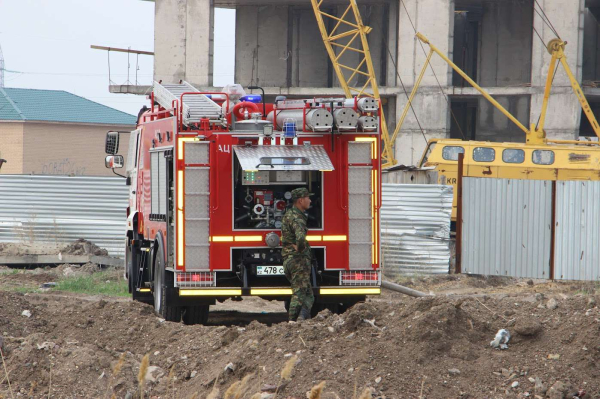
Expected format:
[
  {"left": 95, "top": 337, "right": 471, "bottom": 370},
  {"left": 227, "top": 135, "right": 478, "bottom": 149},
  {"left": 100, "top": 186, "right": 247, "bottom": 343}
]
[
  {"left": 0, "top": 175, "right": 128, "bottom": 257},
  {"left": 462, "top": 178, "right": 600, "bottom": 281},
  {"left": 462, "top": 178, "right": 552, "bottom": 279},
  {"left": 554, "top": 181, "right": 600, "bottom": 280},
  {"left": 381, "top": 184, "right": 453, "bottom": 276}
]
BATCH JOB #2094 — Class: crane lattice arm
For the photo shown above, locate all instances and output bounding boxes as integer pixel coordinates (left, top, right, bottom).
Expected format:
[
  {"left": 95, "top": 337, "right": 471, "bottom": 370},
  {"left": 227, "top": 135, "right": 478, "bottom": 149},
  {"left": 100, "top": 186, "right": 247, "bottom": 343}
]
[
  {"left": 398, "top": 33, "right": 600, "bottom": 147},
  {"left": 310, "top": 0, "right": 396, "bottom": 167}
]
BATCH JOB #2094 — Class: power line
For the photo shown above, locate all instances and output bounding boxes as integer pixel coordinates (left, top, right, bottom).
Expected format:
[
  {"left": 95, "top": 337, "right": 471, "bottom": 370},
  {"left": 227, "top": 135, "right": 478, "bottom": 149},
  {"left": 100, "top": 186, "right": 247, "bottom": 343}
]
[
  {"left": 371, "top": 16, "right": 428, "bottom": 146},
  {"left": 399, "top": 0, "right": 466, "bottom": 141},
  {"left": 533, "top": 0, "right": 561, "bottom": 40}
]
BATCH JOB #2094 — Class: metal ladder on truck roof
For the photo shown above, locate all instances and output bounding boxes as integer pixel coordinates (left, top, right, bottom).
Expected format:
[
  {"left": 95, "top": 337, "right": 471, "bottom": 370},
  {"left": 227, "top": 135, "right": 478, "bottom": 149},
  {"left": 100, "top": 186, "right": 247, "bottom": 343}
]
[{"left": 153, "top": 81, "right": 224, "bottom": 126}]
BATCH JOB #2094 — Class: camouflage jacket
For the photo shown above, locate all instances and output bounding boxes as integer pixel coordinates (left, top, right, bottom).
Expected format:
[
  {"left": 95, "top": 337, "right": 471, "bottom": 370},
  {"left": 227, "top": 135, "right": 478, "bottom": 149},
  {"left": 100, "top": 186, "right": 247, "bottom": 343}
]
[{"left": 281, "top": 206, "right": 312, "bottom": 259}]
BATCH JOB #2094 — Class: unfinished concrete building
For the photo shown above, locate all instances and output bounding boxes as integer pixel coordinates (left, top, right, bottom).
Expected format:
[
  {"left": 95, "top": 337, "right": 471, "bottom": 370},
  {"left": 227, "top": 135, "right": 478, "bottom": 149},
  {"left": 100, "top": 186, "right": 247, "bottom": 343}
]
[{"left": 152, "top": 0, "right": 600, "bottom": 165}]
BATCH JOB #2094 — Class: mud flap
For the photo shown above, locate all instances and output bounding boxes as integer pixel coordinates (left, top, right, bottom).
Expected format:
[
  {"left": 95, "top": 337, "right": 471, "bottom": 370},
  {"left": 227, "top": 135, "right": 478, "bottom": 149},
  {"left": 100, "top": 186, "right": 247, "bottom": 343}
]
[{"left": 163, "top": 287, "right": 216, "bottom": 307}]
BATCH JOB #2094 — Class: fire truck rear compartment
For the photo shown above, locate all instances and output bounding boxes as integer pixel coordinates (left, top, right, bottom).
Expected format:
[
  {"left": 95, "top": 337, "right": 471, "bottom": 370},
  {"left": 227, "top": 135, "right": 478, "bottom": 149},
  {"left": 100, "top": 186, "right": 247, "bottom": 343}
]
[{"left": 232, "top": 150, "right": 324, "bottom": 230}]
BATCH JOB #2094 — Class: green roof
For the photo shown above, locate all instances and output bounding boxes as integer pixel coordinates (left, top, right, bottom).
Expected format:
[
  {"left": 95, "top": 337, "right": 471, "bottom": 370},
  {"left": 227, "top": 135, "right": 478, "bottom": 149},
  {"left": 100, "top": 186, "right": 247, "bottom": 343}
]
[{"left": 0, "top": 87, "right": 136, "bottom": 125}]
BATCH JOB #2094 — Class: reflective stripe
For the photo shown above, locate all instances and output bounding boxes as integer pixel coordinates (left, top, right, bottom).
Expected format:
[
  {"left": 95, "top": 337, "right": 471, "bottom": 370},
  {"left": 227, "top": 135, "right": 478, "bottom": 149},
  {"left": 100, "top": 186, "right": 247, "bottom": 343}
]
[
  {"left": 179, "top": 289, "right": 242, "bottom": 296},
  {"left": 319, "top": 287, "right": 381, "bottom": 295},
  {"left": 250, "top": 289, "right": 293, "bottom": 295}
]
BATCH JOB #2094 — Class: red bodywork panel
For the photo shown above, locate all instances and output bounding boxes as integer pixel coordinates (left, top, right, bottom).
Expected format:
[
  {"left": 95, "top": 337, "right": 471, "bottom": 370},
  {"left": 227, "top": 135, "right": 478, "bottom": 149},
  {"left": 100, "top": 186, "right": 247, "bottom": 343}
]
[
  {"left": 135, "top": 117, "right": 176, "bottom": 258},
  {"left": 134, "top": 106, "right": 381, "bottom": 273}
]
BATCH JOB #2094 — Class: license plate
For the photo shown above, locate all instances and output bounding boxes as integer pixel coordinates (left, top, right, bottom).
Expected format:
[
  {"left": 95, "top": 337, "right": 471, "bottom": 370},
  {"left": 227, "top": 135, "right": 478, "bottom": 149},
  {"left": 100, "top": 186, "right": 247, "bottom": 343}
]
[{"left": 256, "top": 266, "right": 284, "bottom": 276}]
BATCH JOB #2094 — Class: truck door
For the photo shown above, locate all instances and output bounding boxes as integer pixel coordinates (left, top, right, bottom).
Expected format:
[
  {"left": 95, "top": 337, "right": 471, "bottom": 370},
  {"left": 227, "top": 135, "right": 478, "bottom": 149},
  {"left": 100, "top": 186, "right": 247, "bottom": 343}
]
[{"left": 126, "top": 129, "right": 141, "bottom": 222}]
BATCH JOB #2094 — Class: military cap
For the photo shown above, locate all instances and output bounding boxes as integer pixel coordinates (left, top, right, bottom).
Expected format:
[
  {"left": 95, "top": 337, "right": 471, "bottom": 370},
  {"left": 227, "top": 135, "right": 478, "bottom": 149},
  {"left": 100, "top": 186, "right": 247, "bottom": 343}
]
[{"left": 291, "top": 187, "right": 313, "bottom": 200}]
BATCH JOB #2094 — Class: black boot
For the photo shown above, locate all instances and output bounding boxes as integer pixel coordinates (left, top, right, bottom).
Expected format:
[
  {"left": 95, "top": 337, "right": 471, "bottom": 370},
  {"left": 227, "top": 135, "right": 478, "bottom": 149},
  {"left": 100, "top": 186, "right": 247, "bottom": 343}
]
[{"left": 297, "top": 307, "right": 311, "bottom": 321}]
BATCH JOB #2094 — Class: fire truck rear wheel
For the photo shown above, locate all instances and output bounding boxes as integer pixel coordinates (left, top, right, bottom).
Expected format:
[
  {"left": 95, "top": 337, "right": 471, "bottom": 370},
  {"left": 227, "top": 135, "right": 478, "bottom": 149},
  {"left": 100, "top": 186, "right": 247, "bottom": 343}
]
[
  {"left": 153, "top": 245, "right": 181, "bottom": 322},
  {"left": 182, "top": 305, "right": 210, "bottom": 325}
]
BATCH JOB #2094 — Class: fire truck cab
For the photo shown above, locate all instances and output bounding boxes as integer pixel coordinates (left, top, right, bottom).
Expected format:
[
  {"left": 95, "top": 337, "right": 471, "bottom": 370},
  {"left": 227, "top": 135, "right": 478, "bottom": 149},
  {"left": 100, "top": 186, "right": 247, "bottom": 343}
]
[{"left": 105, "top": 82, "right": 381, "bottom": 324}]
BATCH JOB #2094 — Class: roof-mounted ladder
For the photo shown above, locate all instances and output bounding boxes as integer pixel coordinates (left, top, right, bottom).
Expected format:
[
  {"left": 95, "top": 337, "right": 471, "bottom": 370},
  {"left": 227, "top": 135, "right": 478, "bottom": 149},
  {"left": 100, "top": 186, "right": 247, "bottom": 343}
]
[{"left": 153, "top": 81, "right": 223, "bottom": 126}]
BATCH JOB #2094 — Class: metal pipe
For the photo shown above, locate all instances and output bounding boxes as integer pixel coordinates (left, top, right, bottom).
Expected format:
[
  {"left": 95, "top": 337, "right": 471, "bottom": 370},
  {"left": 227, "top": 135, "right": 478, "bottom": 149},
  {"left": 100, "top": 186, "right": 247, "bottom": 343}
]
[
  {"left": 354, "top": 97, "right": 379, "bottom": 112},
  {"left": 549, "top": 181, "right": 556, "bottom": 280},
  {"left": 333, "top": 108, "right": 359, "bottom": 130},
  {"left": 456, "top": 152, "right": 464, "bottom": 274},
  {"left": 267, "top": 109, "right": 333, "bottom": 131},
  {"left": 548, "top": 139, "right": 600, "bottom": 146},
  {"left": 381, "top": 280, "right": 432, "bottom": 297},
  {"left": 357, "top": 116, "right": 378, "bottom": 131}
]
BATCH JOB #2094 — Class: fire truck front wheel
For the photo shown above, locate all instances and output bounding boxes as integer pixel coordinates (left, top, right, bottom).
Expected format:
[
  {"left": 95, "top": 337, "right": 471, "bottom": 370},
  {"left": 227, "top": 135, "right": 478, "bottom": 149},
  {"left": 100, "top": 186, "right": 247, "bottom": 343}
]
[{"left": 153, "top": 244, "right": 181, "bottom": 322}]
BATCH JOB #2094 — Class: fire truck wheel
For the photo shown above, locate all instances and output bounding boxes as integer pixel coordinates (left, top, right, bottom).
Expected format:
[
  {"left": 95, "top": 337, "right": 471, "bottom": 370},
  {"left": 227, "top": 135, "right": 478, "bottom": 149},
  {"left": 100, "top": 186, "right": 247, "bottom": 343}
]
[
  {"left": 182, "top": 305, "right": 210, "bottom": 325},
  {"left": 153, "top": 245, "right": 181, "bottom": 322}
]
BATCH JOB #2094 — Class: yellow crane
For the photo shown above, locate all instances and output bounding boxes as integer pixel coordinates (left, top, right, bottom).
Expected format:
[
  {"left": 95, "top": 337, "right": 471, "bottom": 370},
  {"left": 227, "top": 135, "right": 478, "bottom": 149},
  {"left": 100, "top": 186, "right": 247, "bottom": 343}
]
[
  {"left": 310, "top": 0, "right": 397, "bottom": 167},
  {"left": 401, "top": 33, "right": 600, "bottom": 145},
  {"left": 311, "top": 1, "right": 600, "bottom": 166},
  {"left": 405, "top": 33, "right": 600, "bottom": 222}
]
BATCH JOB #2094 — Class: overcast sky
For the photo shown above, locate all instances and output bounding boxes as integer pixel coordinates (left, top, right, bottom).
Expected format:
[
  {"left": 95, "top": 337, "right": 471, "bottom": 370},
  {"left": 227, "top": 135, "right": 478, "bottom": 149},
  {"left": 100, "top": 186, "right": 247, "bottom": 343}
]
[{"left": 0, "top": 0, "right": 235, "bottom": 115}]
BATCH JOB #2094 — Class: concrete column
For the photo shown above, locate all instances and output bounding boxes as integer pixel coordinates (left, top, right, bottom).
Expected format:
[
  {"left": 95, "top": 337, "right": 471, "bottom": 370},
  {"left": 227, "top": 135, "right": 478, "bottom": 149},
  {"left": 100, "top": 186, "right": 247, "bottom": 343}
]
[
  {"left": 234, "top": 6, "right": 289, "bottom": 87},
  {"left": 386, "top": 0, "right": 398, "bottom": 87},
  {"left": 234, "top": 6, "right": 257, "bottom": 87},
  {"left": 154, "top": 0, "right": 212, "bottom": 86},
  {"left": 530, "top": 0, "right": 585, "bottom": 139},
  {"left": 186, "top": 0, "right": 213, "bottom": 87},
  {"left": 154, "top": 0, "right": 187, "bottom": 83},
  {"left": 292, "top": 8, "right": 328, "bottom": 88},
  {"left": 395, "top": 0, "right": 454, "bottom": 166}
]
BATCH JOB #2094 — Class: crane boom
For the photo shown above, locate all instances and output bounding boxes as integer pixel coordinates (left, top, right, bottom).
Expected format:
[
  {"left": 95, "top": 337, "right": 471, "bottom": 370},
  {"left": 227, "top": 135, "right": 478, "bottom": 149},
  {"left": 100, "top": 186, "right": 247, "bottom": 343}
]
[
  {"left": 399, "top": 33, "right": 600, "bottom": 146},
  {"left": 310, "top": 0, "right": 396, "bottom": 167}
]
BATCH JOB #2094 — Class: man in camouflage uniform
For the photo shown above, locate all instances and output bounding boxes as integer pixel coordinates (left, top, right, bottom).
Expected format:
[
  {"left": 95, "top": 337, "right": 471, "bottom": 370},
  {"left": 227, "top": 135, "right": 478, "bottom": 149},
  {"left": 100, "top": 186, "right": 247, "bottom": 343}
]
[{"left": 281, "top": 187, "right": 315, "bottom": 321}]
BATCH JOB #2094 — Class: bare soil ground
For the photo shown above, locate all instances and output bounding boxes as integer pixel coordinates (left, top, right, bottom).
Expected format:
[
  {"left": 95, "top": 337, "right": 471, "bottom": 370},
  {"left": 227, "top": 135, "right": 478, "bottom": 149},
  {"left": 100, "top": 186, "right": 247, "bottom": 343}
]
[{"left": 0, "top": 268, "right": 598, "bottom": 399}]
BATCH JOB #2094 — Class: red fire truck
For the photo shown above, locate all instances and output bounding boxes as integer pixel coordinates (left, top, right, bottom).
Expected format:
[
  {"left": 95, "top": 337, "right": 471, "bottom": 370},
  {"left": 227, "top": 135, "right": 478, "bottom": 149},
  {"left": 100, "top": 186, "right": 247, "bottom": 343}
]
[{"left": 105, "top": 81, "right": 381, "bottom": 324}]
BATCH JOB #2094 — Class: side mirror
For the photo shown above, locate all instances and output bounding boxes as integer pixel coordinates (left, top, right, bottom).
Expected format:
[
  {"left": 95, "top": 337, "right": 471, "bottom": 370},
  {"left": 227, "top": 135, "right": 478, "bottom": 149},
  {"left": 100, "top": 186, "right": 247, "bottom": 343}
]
[
  {"left": 125, "top": 176, "right": 132, "bottom": 186},
  {"left": 105, "top": 155, "right": 124, "bottom": 169},
  {"left": 105, "top": 131, "right": 120, "bottom": 155}
]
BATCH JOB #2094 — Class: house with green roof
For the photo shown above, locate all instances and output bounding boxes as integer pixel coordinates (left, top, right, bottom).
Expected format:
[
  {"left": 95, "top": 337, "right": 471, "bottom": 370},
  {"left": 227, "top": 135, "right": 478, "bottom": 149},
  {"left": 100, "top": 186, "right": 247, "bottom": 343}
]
[{"left": 0, "top": 87, "right": 136, "bottom": 176}]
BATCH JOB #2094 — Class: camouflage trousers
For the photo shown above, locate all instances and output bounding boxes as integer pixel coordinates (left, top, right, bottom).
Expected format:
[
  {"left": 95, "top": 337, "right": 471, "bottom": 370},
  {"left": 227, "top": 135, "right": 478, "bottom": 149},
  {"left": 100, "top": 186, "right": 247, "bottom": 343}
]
[{"left": 283, "top": 255, "right": 314, "bottom": 321}]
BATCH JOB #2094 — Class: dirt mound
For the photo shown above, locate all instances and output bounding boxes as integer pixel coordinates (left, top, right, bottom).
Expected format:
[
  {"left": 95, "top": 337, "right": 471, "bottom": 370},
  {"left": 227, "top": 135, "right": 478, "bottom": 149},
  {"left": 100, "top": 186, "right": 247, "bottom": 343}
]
[
  {"left": 0, "top": 284, "right": 599, "bottom": 398},
  {"left": 59, "top": 238, "right": 109, "bottom": 256},
  {"left": 54, "top": 262, "right": 101, "bottom": 277}
]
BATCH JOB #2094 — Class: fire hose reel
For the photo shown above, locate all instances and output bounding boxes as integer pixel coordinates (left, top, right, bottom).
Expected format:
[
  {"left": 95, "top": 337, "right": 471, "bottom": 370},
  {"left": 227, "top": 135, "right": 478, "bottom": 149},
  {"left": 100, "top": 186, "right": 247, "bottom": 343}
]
[
  {"left": 232, "top": 101, "right": 260, "bottom": 120},
  {"left": 253, "top": 204, "right": 265, "bottom": 215}
]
